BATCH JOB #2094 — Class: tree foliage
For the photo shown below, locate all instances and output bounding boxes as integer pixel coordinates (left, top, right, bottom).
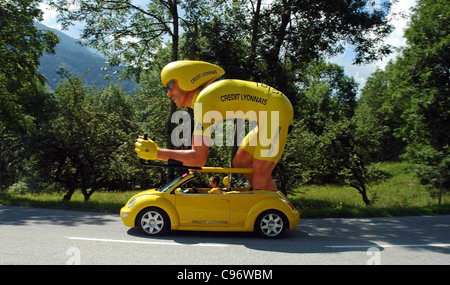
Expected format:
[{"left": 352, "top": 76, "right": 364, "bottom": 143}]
[
  {"left": 360, "top": 0, "right": 449, "bottom": 200},
  {"left": 31, "top": 71, "right": 141, "bottom": 200},
  {"left": 400, "top": 0, "right": 449, "bottom": 197},
  {"left": 0, "top": 0, "right": 59, "bottom": 134},
  {"left": 282, "top": 61, "right": 380, "bottom": 205},
  {"left": 1, "top": 0, "right": 59, "bottom": 190}
]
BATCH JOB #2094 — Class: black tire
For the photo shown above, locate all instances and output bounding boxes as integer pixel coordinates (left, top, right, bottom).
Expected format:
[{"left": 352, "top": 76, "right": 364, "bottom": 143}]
[
  {"left": 255, "top": 210, "right": 287, "bottom": 239},
  {"left": 136, "top": 207, "right": 170, "bottom": 236}
]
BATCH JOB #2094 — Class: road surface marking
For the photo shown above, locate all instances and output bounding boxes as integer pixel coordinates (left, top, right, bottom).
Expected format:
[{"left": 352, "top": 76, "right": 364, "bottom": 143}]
[
  {"left": 326, "top": 243, "right": 450, "bottom": 248},
  {"left": 67, "top": 236, "right": 228, "bottom": 247}
]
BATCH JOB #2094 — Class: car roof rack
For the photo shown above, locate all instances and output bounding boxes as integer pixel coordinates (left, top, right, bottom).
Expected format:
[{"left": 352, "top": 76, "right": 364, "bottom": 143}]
[
  {"left": 140, "top": 159, "right": 253, "bottom": 174},
  {"left": 140, "top": 159, "right": 201, "bottom": 170},
  {"left": 190, "top": 167, "right": 253, "bottom": 174}
]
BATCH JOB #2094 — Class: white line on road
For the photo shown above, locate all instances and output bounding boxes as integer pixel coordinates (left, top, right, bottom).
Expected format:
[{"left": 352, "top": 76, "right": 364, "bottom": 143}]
[
  {"left": 326, "top": 243, "right": 450, "bottom": 248},
  {"left": 67, "top": 236, "right": 228, "bottom": 247},
  {"left": 67, "top": 237, "right": 450, "bottom": 250}
]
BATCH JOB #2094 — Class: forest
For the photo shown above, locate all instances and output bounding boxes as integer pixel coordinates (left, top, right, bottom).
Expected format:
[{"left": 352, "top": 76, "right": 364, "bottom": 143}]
[{"left": 1, "top": 0, "right": 448, "bottom": 207}]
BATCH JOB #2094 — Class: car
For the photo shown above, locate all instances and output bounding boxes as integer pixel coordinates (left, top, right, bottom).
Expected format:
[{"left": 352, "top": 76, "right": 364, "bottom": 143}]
[{"left": 120, "top": 167, "right": 300, "bottom": 238}]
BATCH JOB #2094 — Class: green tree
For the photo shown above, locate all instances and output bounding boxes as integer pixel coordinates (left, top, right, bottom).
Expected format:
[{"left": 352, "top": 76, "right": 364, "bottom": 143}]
[
  {"left": 252, "top": 0, "right": 394, "bottom": 101},
  {"left": 32, "top": 72, "right": 139, "bottom": 201},
  {"left": 401, "top": 0, "right": 449, "bottom": 149},
  {"left": 48, "top": 0, "right": 186, "bottom": 180},
  {"left": 361, "top": 0, "right": 449, "bottom": 202},
  {"left": 182, "top": 0, "right": 395, "bottom": 103},
  {"left": 0, "top": 0, "right": 59, "bottom": 134},
  {"left": 0, "top": 0, "right": 59, "bottom": 190},
  {"left": 183, "top": 0, "right": 250, "bottom": 77},
  {"left": 400, "top": 0, "right": 449, "bottom": 200},
  {"left": 283, "top": 61, "right": 380, "bottom": 205},
  {"left": 298, "top": 61, "right": 358, "bottom": 134},
  {"left": 358, "top": 63, "right": 406, "bottom": 161}
]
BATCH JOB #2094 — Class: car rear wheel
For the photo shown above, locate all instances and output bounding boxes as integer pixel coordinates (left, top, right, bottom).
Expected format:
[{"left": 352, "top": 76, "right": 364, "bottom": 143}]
[
  {"left": 136, "top": 207, "right": 170, "bottom": 236},
  {"left": 255, "top": 210, "right": 286, "bottom": 238}
]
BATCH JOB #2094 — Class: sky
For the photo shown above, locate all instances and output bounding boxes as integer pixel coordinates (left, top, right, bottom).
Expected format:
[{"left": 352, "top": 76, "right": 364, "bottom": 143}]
[{"left": 38, "top": 0, "right": 417, "bottom": 92}]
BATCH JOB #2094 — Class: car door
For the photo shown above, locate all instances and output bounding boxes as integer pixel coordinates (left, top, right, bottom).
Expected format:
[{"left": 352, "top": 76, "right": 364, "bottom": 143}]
[{"left": 175, "top": 193, "right": 230, "bottom": 227}]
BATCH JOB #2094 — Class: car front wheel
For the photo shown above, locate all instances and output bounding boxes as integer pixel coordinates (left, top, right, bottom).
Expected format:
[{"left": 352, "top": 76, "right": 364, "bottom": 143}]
[
  {"left": 255, "top": 210, "right": 286, "bottom": 238},
  {"left": 136, "top": 207, "right": 170, "bottom": 236}
]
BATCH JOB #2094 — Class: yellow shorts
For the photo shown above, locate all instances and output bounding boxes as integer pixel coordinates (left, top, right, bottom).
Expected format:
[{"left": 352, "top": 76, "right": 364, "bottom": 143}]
[{"left": 239, "top": 119, "right": 291, "bottom": 164}]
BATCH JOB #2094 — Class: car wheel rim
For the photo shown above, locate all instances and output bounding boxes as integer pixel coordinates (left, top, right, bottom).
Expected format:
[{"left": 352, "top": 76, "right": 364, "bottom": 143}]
[
  {"left": 260, "top": 213, "right": 283, "bottom": 237},
  {"left": 141, "top": 211, "right": 164, "bottom": 234}
]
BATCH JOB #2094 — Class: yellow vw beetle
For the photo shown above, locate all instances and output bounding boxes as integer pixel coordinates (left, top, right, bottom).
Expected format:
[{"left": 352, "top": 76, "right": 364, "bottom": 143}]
[{"left": 120, "top": 167, "right": 299, "bottom": 238}]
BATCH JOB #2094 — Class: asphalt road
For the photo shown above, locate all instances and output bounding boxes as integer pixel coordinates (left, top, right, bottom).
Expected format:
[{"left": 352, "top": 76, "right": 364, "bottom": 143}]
[{"left": 1, "top": 204, "right": 449, "bottom": 265}]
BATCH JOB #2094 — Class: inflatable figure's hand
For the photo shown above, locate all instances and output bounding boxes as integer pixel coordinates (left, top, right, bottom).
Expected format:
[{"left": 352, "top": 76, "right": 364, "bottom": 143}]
[{"left": 135, "top": 137, "right": 159, "bottom": 160}]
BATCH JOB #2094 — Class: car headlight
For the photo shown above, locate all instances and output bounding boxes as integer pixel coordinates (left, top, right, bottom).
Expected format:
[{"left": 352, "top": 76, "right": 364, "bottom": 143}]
[{"left": 127, "top": 198, "right": 137, "bottom": 208}]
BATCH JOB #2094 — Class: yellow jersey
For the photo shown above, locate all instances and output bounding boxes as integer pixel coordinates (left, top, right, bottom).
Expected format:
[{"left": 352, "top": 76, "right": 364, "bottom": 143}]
[{"left": 192, "top": 79, "right": 293, "bottom": 163}]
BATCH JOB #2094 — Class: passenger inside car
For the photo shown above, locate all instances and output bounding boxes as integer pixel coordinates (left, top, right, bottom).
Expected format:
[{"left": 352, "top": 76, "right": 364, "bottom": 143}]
[{"left": 208, "top": 175, "right": 223, "bottom": 194}]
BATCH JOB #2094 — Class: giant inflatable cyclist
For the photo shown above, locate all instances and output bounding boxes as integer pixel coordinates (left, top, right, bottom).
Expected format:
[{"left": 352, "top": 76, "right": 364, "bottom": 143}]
[{"left": 135, "top": 61, "right": 293, "bottom": 191}]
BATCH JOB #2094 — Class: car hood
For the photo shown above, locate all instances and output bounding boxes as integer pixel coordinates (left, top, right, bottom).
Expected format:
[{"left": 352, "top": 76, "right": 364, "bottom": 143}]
[{"left": 133, "top": 189, "right": 165, "bottom": 198}]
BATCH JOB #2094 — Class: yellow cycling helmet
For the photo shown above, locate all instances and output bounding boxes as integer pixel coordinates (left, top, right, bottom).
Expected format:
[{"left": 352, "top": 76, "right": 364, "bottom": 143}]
[{"left": 161, "top": 60, "right": 225, "bottom": 91}]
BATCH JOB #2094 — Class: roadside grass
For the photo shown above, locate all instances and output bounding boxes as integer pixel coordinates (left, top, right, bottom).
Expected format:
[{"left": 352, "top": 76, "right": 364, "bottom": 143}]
[
  {"left": 0, "top": 190, "right": 140, "bottom": 213},
  {"left": 1, "top": 161, "right": 449, "bottom": 218},
  {"left": 288, "top": 161, "right": 450, "bottom": 218}
]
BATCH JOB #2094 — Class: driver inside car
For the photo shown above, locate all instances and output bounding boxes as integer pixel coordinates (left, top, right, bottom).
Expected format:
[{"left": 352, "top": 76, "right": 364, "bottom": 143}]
[{"left": 208, "top": 175, "right": 223, "bottom": 194}]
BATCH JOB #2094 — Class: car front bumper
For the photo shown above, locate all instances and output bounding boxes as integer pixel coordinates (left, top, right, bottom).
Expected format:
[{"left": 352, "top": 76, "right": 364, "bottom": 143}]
[{"left": 120, "top": 206, "right": 136, "bottom": 228}]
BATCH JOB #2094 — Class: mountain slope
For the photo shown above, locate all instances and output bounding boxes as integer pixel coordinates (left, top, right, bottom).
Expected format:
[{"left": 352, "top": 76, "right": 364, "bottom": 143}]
[{"left": 36, "top": 22, "right": 138, "bottom": 93}]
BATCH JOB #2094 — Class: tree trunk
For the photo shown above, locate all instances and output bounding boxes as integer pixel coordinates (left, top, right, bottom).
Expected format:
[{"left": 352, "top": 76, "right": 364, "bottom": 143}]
[
  {"left": 62, "top": 168, "right": 80, "bottom": 201},
  {"left": 166, "top": 0, "right": 180, "bottom": 182},
  {"left": 63, "top": 188, "right": 75, "bottom": 201},
  {"left": 351, "top": 183, "right": 371, "bottom": 206},
  {"left": 360, "top": 189, "right": 371, "bottom": 207},
  {"left": 267, "top": 0, "right": 291, "bottom": 92},
  {"left": 81, "top": 187, "right": 96, "bottom": 201},
  {"left": 247, "top": 0, "right": 262, "bottom": 81}
]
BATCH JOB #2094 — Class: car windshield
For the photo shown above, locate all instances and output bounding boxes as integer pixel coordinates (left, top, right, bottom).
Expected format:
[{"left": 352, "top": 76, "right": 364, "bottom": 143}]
[{"left": 158, "top": 173, "right": 189, "bottom": 192}]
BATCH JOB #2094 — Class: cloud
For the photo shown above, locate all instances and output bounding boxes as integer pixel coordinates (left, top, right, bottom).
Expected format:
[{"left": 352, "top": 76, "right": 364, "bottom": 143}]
[
  {"left": 38, "top": 3, "right": 61, "bottom": 30},
  {"left": 38, "top": 3, "right": 83, "bottom": 39}
]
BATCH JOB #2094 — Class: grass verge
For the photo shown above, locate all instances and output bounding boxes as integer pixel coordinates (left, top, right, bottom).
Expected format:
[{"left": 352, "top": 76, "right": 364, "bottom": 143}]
[
  {"left": 0, "top": 191, "right": 140, "bottom": 213},
  {"left": 287, "top": 161, "right": 450, "bottom": 218},
  {"left": 1, "top": 161, "right": 449, "bottom": 218}
]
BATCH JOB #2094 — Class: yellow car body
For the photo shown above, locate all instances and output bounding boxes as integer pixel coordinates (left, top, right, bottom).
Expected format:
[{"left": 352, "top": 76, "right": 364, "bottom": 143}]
[{"left": 120, "top": 167, "right": 299, "bottom": 238}]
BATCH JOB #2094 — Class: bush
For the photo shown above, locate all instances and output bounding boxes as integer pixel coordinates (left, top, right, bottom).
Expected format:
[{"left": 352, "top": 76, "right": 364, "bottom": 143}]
[{"left": 8, "top": 181, "right": 30, "bottom": 195}]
